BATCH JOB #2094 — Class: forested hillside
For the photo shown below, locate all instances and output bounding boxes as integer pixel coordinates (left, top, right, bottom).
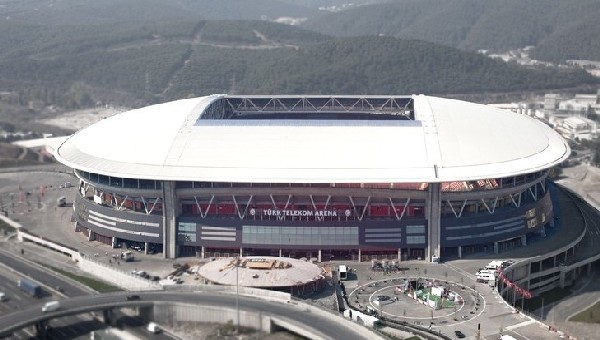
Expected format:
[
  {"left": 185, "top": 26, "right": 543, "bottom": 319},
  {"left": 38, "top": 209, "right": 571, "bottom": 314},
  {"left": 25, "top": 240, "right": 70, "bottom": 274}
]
[
  {"left": 530, "top": 15, "right": 600, "bottom": 63},
  {"left": 2, "top": 0, "right": 599, "bottom": 63},
  {"left": 0, "top": 19, "right": 596, "bottom": 109},
  {"left": 168, "top": 36, "right": 596, "bottom": 97},
  {"left": 0, "top": 0, "right": 317, "bottom": 24},
  {"left": 300, "top": 0, "right": 600, "bottom": 62}
]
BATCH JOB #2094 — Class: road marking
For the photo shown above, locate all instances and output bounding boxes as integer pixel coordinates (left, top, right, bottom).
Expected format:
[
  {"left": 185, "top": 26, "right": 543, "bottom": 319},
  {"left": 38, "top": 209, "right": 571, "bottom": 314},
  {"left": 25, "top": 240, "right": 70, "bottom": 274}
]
[{"left": 505, "top": 320, "right": 535, "bottom": 330}]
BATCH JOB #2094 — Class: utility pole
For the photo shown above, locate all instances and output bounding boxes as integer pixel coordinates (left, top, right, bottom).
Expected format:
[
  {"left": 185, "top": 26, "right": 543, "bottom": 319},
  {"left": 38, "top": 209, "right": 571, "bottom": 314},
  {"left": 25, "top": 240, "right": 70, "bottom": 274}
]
[
  {"left": 541, "top": 296, "right": 545, "bottom": 320},
  {"left": 236, "top": 257, "right": 240, "bottom": 334}
]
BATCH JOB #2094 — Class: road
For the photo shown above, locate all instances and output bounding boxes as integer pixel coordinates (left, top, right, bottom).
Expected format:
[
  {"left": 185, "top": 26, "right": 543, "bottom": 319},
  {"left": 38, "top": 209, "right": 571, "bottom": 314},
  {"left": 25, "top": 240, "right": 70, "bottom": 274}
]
[
  {"left": 0, "top": 245, "right": 174, "bottom": 340},
  {"left": 0, "top": 240, "right": 373, "bottom": 340},
  {"left": 0, "top": 290, "right": 375, "bottom": 340},
  {"left": 0, "top": 248, "right": 90, "bottom": 298},
  {"left": 0, "top": 266, "right": 106, "bottom": 340}
]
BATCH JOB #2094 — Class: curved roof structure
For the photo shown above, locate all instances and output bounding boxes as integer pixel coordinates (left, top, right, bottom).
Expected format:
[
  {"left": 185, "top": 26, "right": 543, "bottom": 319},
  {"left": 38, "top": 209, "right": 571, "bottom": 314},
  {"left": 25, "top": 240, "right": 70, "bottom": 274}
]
[{"left": 54, "top": 94, "right": 570, "bottom": 183}]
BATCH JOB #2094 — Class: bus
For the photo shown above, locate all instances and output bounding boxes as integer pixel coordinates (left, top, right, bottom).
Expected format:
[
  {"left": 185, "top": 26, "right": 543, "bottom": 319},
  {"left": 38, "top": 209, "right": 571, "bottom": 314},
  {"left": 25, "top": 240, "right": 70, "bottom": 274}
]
[{"left": 339, "top": 265, "right": 348, "bottom": 281}]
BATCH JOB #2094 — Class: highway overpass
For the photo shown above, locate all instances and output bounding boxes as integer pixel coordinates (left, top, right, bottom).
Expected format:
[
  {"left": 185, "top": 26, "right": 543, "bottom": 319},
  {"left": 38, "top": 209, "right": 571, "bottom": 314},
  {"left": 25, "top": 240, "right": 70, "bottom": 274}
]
[{"left": 0, "top": 290, "right": 380, "bottom": 339}]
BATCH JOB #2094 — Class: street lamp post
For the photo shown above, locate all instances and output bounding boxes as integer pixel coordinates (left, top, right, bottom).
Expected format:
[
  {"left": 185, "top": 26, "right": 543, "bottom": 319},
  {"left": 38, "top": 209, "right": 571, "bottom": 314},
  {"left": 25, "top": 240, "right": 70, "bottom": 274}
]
[{"left": 540, "top": 296, "right": 545, "bottom": 320}]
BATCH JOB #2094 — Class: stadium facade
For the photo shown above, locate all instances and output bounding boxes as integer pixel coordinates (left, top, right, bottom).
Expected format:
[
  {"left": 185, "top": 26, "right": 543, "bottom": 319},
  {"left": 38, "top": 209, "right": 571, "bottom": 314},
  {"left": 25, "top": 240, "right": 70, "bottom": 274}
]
[{"left": 54, "top": 95, "right": 570, "bottom": 261}]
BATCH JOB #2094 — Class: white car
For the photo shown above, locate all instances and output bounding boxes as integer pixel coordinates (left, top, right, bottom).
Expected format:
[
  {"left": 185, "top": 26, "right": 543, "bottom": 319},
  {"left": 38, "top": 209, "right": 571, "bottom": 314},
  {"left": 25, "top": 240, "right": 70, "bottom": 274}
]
[
  {"left": 477, "top": 269, "right": 496, "bottom": 276},
  {"left": 147, "top": 322, "right": 161, "bottom": 334},
  {"left": 0, "top": 292, "right": 6, "bottom": 301},
  {"left": 42, "top": 301, "right": 61, "bottom": 312}
]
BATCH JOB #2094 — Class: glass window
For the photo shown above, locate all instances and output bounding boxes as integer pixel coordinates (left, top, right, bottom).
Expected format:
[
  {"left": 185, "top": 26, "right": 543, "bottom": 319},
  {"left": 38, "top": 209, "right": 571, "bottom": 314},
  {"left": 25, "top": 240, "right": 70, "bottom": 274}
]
[
  {"left": 139, "top": 179, "right": 155, "bottom": 189},
  {"left": 110, "top": 177, "right": 123, "bottom": 188},
  {"left": 176, "top": 181, "right": 193, "bottom": 188},
  {"left": 123, "top": 178, "right": 138, "bottom": 188},
  {"left": 98, "top": 175, "right": 109, "bottom": 185},
  {"left": 406, "top": 235, "right": 425, "bottom": 244},
  {"left": 406, "top": 225, "right": 425, "bottom": 234}
]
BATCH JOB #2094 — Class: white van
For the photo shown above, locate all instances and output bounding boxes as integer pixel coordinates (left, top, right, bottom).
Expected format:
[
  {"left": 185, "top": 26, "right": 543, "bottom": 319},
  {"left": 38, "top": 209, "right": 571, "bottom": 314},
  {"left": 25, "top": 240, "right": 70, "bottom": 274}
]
[
  {"left": 477, "top": 269, "right": 496, "bottom": 276},
  {"left": 0, "top": 292, "right": 6, "bottom": 302},
  {"left": 485, "top": 260, "right": 504, "bottom": 270},
  {"left": 147, "top": 322, "right": 161, "bottom": 334},
  {"left": 42, "top": 301, "right": 61, "bottom": 312},
  {"left": 476, "top": 273, "right": 495, "bottom": 283},
  {"left": 338, "top": 265, "right": 348, "bottom": 281}
]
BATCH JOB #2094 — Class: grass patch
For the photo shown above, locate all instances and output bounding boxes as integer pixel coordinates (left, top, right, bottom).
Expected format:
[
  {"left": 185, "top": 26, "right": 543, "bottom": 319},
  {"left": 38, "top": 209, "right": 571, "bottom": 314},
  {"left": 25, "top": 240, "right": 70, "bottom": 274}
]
[
  {"left": 37, "top": 262, "right": 122, "bottom": 293},
  {"left": 570, "top": 301, "right": 600, "bottom": 323}
]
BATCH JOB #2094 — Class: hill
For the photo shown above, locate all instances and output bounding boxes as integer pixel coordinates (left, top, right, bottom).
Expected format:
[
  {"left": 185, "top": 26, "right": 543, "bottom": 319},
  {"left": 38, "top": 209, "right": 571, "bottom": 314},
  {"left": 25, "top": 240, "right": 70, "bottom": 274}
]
[
  {"left": 0, "top": 19, "right": 595, "bottom": 109},
  {"left": 300, "top": 0, "right": 600, "bottom": 62},
  {"left": 167, "top": 36, "right": 597, "bottom": 97},
  {"left": 0, "top": 0, "right": 318, "bottom": 25}
]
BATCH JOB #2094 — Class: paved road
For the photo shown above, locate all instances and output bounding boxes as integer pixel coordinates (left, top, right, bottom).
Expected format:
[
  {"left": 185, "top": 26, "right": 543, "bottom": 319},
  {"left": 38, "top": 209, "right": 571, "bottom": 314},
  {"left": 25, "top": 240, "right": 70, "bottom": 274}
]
[
  {"left": 3, "top": 167, "right": 600, "bottom": 339},
  {"left": 0, "top": 290, "right": 376, "bottom": 340},
  {"left": 0, "top": 267, "right": 105, "bottom": 340},
  {"left": 338, "top": 261, "right": 562, "bottom": 340},
  {"left": 0, "top": 247, "right": 91, "bottom": 298}
]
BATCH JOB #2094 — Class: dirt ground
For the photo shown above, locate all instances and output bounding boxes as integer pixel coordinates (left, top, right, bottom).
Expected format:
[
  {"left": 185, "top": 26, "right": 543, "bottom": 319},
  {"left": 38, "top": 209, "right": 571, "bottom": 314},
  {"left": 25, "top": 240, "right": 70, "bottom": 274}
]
[
  {"left": 557, "top": 164, "right": 600, "bottom": 210},
  {"left": 35, "top": 106, "right": 125, "bottom": 131}
]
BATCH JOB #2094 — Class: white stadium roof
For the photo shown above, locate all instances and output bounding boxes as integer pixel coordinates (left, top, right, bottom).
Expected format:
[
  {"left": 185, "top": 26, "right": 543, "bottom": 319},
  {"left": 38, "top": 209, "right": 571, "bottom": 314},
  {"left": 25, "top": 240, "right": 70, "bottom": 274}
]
[{"left": 54, "top": 94, "right": 570, "bottom": 183}]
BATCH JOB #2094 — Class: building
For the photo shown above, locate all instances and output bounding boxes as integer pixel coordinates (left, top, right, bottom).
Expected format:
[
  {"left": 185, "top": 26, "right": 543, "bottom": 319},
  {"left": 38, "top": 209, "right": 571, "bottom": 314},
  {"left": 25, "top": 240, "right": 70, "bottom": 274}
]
[
  {"left": 545, "top": 90, "right": 600, "bottom": 118},
  {"left": 54, "top": 95, "right": 570, "bottom": 261},
  {"left": 555, "top": 116, "right": 598, "bottom": 141}
]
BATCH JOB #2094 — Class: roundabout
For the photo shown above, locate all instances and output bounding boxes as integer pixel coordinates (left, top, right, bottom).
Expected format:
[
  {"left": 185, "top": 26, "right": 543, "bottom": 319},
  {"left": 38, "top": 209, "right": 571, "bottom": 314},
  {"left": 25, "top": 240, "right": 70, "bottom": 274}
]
[{"left": 348, "top": 277, "right": 486, "bottom": 328}]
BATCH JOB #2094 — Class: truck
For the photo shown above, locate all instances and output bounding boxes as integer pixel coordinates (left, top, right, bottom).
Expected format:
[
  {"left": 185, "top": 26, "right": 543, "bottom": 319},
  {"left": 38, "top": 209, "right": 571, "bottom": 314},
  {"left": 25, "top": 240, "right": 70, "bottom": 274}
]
[
  {"left": 121, "top": 251, "right": 134, "bottom": 262},
  {"left": 41, "top": 301, "right": 60, "bottom": 312},
  {"left": 338, "top": 265, "right": 348, "bottom": 281},
  {"left": 18, "top": 278, "right": 42, "bottom": 298}
]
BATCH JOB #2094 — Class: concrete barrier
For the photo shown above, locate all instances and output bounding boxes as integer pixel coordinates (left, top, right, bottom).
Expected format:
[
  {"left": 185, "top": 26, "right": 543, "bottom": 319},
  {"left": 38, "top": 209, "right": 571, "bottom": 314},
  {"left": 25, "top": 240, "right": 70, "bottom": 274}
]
[
  {"left": 163, "top": 282, "right": 292, "bottom": 302},
  {"left": 14, "top": 227, "right": 159, "bottom": 291},
  {"left": 151, "top": 299, "right": 383, "bottom": 340},
  {"left": 77, "top": 255, "right": 161, "bottom": 291},
  {"left": 16, "top": 228, "right": 79, "bottom": 259}
]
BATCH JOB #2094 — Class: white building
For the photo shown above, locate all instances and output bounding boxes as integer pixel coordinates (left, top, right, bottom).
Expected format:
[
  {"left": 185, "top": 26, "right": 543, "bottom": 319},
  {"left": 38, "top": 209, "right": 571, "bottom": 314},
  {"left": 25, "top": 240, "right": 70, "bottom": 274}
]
[{"left": 555, "top": 116, "right": 598, "bottom": 141}]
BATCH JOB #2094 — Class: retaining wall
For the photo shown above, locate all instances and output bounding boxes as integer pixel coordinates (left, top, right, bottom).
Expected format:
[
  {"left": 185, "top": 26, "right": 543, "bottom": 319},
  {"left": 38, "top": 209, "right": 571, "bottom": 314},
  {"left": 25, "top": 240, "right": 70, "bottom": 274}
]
[{"left": 15, "top": 227, "right": 159, "bottom": 291}]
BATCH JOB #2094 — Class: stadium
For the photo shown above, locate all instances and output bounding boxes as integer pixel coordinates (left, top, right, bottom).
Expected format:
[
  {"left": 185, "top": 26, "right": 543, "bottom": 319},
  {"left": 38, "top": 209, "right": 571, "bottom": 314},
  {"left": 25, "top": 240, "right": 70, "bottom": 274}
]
[{"left": 54, "top": 94, "right": 570, "bottom": 261}]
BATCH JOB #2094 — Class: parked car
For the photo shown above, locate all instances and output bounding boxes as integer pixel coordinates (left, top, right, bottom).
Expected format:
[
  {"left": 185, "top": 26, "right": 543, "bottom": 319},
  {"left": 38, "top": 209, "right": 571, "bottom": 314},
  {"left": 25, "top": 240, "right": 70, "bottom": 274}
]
[
  {"left": 126, "top": 295, "right": 140, "bottom": 301},
  {"left": 455, "top": 330, "right": 466, "bottom": 338},
  {"left": 59, "top": 182, "right": 72, "bottom": 188}
]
